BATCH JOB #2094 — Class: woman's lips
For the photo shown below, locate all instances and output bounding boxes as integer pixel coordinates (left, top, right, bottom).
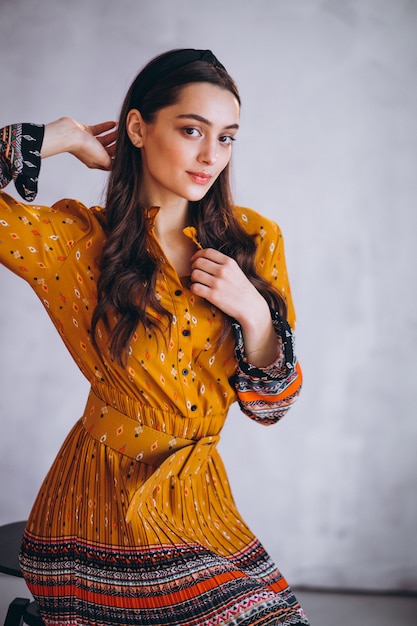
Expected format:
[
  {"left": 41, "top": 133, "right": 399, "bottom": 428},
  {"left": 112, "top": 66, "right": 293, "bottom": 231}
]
[{"left": 187, "top": 171, "right": 213, "bottom": 185}]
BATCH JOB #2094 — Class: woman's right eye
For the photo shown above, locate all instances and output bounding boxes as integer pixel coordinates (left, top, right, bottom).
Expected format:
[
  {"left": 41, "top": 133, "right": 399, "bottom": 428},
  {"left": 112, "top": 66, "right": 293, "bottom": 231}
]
[{"left": 183, "top": 127, "right": 201, "bottom": 137}]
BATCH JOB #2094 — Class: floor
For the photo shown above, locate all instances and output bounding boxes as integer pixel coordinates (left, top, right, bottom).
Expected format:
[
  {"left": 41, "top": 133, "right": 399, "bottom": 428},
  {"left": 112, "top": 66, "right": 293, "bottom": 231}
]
[
  {"left": 296, "top": 588, "right": 417, "bottom": 625},
  {"left": 1, "top": 573, "right": 417, "bottom": 625}
]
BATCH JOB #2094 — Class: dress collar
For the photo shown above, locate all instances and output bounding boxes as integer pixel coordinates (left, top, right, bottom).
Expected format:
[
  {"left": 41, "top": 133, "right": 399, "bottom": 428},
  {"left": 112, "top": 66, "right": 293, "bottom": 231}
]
[{"left": 143, "top": 206, "right": 160, "bottom": 230}]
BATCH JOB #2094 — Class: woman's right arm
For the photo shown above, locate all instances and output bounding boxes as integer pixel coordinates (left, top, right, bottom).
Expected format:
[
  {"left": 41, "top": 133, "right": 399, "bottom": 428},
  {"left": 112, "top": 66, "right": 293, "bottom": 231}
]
[
  {"left": 1, "top": 118, "right": 116, "bottom": 280},
  {"left": 1, "top": 118, "right": 116, "bottom": 201},
  {"left": 0, "top": 123, "right": 44, "bottom": 200}
]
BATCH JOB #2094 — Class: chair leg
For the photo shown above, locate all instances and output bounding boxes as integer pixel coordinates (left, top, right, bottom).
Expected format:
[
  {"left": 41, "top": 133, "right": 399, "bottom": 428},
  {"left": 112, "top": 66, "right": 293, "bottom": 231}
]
[
  {"left": 22, "top": 601, "right": 45, "bottom": 626},
  {"left": 4, "top": 598, "right": 29, "bottom": 626}
]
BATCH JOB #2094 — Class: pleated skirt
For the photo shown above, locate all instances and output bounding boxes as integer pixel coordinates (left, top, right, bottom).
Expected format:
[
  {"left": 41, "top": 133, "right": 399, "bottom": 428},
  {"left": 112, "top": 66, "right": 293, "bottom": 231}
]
[{"left": 19, "top": 419, "right": 309, "bottom": 625}]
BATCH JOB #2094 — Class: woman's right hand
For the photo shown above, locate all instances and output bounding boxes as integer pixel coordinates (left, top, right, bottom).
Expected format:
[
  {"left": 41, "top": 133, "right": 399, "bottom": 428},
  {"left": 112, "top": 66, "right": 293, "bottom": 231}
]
[{"left": 41, "top": 117, "right": 117, "bottom": 171}]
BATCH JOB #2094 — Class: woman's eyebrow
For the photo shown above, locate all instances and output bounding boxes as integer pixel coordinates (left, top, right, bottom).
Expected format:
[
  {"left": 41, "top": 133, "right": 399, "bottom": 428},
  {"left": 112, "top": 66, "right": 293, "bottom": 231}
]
[{"left": 176, "top": 113, "right": 239, "bottom": 130}]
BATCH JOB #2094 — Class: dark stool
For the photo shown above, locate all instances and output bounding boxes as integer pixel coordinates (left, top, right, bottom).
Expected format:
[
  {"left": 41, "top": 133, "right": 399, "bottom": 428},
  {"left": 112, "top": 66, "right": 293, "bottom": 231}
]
[{"left": 0, "top": 521, "right": 44, "bottom": 626}]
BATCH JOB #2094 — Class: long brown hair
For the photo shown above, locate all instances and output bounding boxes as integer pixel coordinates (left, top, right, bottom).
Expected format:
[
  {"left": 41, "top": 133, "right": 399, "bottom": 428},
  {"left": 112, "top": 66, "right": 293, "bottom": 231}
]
[{"left": 91, "top": 49, "right": 287, "bottom": 364}]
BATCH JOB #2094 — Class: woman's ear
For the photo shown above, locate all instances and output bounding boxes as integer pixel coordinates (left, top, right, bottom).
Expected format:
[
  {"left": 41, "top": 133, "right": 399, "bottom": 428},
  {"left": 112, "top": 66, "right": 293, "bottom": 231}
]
[{"left": 126, "top": 109, "right": 145, "bottom": 148}]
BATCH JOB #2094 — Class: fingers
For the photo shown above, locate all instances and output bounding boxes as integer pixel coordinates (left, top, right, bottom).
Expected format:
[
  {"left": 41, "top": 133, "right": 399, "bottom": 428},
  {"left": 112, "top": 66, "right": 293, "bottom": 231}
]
[
  {"left": 191, "top": 248, "right": 236, "bottom": 282},
  {"left": 190, "top": 248, "right": 240, "bottom": 302},
  {"left": 89, "top": 121, "right": 118, "bottom": 137},
  {"left": 189, "top": 247, "right": 259, "bottom": 319},
  {"left": 191, "top": 268, "right": 216, "bottom": 289},
  {"left": 97, "top": 128, "right": 118, "bottom": 145},
  {"left": 191, "top": 247, "right": 227, "bottom": 264},
  {"left": 95, "top": 126, "right": 118, "bottom": 162},
  {"left": 191, "top": 258, "right": 216, "bottom": 281},
  {"left": 97, "top": 130, "right": 118, "bottom": 163},
  {"left": 86, "top": 122, "right": 118, "bottom": 169},
  {"left": 106, "top": 141, "right": 117, "bottom": 159}
]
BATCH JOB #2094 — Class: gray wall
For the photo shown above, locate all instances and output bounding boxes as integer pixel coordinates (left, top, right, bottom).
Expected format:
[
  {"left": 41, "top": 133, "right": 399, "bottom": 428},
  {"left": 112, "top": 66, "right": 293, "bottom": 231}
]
[{"left": 1, "top": 0, "right": 416, "bottom": 592}]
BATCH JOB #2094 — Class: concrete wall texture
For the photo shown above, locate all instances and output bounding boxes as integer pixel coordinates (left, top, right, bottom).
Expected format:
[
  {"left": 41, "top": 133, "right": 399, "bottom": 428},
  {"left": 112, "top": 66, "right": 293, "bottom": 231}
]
[{"left": 1, "top": 0, "right": 416, "bottom": 592}]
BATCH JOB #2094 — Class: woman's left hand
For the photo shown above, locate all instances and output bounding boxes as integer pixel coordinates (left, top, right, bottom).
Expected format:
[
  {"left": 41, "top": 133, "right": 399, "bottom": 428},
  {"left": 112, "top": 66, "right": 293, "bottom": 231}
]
[
  {"left": 190, "top": 248, "right": 265, "bottom": 324},
  {"left": 191, "top": 248, "right": 280, "bottom": 367},
  {"left": 190, "top": 248, "right": 280, "bottom": 366}
]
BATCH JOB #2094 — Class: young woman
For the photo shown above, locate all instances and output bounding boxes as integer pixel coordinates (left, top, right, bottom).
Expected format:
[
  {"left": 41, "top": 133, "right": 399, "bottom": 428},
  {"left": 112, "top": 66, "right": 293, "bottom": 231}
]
[{"left": 0, "top": 49, "right": 308, "bottom": 625}]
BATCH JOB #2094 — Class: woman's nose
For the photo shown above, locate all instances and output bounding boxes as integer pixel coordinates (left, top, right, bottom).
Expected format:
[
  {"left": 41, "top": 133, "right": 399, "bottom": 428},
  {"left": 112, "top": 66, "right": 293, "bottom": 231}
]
[{"left": 198, "top": 139, "right": 217, "bottom": 165}]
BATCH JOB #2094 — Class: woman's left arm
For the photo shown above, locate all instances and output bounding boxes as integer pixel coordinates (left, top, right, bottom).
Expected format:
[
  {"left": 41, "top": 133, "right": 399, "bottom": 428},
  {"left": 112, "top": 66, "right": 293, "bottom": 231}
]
[
  {"left": 190, "top": 246, "right": 281, "bottom": 367},
  {"left": 190, "top": 220, "right": 302, "bottom": 424},
  {"left": 231, "top": 311, "right": 302, "bottom": 425}
]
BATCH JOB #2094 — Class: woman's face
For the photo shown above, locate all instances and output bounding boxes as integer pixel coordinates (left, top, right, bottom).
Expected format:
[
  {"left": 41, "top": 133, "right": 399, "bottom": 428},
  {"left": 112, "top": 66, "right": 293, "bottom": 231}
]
[{"left": 128, "top": 82, "right": 240, "bottom": 208}]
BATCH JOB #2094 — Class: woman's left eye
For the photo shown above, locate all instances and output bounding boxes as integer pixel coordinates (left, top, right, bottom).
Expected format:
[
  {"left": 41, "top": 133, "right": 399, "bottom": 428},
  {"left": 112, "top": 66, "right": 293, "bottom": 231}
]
[{"left": 219, "top": 135, "right": 236, "bottom": 145}]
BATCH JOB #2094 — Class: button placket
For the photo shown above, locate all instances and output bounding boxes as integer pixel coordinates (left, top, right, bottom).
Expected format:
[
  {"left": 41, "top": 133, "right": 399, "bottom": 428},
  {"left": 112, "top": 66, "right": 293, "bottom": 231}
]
[{"left": 165, "top": 272, "right": 196, "bottom": 415}]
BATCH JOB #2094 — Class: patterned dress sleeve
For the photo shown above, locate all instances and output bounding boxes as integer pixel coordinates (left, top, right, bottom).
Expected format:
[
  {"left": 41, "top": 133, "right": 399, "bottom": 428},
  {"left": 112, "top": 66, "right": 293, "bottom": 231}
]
[
  {"left": 1, "top": 123, "right": 97, "bottom": 290},
  {"left": 0, "top": 123, "right": 44, "bottom": 200},
  {"left": 232, "top": 209, "right": 302, "bottom": 425}
]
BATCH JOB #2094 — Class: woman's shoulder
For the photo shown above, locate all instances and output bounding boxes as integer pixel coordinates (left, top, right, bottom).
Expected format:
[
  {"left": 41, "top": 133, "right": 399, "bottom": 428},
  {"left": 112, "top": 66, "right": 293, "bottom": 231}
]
[
  {"left": 0, "top": 194, "right": 106, "bottom": 280},
  {"left": 48, "top": 197, "right": 106, "bottom": 235},
  {"left": 233, "top": 205, "right": 283, "bottom": 239},
  {"left": 51, "top": 197, "right": 105, "bottom": 220},
  {"left": 0, "top": 190, "right": 106, "bottom": 247}
]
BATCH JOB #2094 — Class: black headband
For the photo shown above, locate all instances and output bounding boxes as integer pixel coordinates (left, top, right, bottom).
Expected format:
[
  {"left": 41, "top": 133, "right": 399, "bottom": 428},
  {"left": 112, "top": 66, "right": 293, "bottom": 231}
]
[{"left": 132, "top": 49, "right": 226, "bottom": 105}]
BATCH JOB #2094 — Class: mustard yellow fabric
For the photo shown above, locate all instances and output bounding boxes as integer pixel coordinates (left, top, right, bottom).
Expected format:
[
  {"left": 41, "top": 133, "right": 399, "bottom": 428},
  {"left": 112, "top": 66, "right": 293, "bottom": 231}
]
[
  {"left": 0, "top": 190, "right": 296, "bottom": 540},
  {"left": 0, "top": 191, "right": 307, "bottom": 620}
]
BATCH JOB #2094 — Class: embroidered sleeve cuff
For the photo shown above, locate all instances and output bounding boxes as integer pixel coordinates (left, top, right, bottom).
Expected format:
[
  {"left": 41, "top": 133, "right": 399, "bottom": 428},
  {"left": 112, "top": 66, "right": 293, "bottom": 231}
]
[
  {"left": 232, "top": 310, "right": 296, "bottom": 380},
  {"left": 232, "top": 311, "right": 302, "bottom": 424},
  {"left": 0, "top": 123, "right": 44, "bottom": 200}
]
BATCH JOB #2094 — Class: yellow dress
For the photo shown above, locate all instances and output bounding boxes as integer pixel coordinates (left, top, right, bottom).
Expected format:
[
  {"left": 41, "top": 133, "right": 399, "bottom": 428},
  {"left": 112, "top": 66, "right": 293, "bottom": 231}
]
[{"left": 0, "top": 123, "right": 308, "bottom": 625}]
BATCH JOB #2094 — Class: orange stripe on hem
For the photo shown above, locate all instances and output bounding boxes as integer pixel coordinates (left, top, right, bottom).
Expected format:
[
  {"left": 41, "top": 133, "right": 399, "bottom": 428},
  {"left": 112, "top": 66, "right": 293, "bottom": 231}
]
[{"left": 35, "top": 571, "right": 248, "bottom": 608}]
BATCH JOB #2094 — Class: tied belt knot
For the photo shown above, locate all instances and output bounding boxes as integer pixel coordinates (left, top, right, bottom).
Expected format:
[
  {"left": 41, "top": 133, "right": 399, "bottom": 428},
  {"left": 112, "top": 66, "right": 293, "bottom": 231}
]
[{"left": 81, "top": 388, "right": 220, "bottom": 521}]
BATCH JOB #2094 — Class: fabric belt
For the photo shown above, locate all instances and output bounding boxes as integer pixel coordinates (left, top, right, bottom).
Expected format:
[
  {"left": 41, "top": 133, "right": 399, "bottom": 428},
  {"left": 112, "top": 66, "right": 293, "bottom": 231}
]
[{"left": 81, "top": 388, "right": 220, "bottom": 521}]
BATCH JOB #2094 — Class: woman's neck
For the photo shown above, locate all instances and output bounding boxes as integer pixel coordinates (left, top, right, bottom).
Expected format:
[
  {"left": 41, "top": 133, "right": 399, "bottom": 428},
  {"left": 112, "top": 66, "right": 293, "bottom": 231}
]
[
  {"left": 152, "top": 199, "right": 191, "bottom": 240},
  {"left": 151, "top": 202, "right": 197, "bottom": 278}
]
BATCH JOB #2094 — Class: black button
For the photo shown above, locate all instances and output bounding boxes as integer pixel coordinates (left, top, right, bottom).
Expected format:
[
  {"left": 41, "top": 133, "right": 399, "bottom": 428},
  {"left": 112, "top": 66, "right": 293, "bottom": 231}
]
[
  {"left": 182, "top": 368, "right": 189, "bottom": 375},
  {"left": 174, "top": 289, "right": 182, "bottom": 296},
  {"left": 191, "top": 405, "right": 197, "bottom": 411},
  {"left": 182, "top": 329, "right": 191, "bottom": 336}
]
